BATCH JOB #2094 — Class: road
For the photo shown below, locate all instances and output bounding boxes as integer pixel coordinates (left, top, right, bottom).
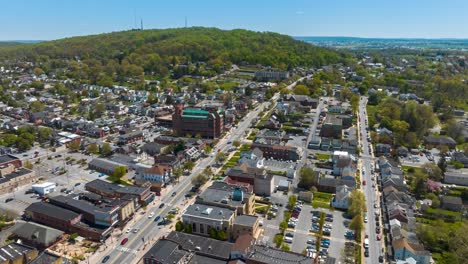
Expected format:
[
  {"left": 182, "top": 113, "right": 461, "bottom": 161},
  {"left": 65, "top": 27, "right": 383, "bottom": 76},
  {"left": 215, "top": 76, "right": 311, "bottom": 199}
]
[
  {"left": 358, "top": 97, "right": 383, "bottom": 263},
  {"left": 95, "top": 89, "right": 278, "bottom": 264}
]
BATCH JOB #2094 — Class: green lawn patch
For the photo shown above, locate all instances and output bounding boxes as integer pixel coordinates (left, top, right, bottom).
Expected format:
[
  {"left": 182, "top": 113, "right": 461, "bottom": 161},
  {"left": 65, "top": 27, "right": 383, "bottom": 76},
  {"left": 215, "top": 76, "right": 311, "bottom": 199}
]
[
  {"left": 311, "top": 192, "right": 332, "bottom": 209},
  {"left": 106, "top": 176, "right": 132, "bottom": 186},
  {"left": 316, "top": 153, "right": 331, "bottom": 161}
]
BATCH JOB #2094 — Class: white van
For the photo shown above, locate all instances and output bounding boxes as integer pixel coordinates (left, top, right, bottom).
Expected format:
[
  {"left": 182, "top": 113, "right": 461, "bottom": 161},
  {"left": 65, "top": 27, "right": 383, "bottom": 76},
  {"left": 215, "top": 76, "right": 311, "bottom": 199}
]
[
  {"left": 364, "top": 238, "right": 369, "bottom": 248},
  {"left": 284, "top": 236, "right": 293, "bottom": 243}
]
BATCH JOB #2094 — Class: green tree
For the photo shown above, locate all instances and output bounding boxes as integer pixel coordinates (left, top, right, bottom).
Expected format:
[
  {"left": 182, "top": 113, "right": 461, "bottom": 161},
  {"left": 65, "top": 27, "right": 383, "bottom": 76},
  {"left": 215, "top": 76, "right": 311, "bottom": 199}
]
[
  {"left": 350, "top": 95, "right": 360, "bottom": 113},
  {"left": 68, "top": 140, "right": 81, "bottom": 152},
  {"left": 86, "top": 143, "right": 99, "bottom": 154},
  {"left": 172, "top": 166, "right": 183, "bottom": 183},
  {"left": 279, "top": 221, "right": 288, "bottom": 234},
  {"left": 293, "top": 84, "right": 310, "bottom": 95},
  {"left": 281, "top": 244, "right": 291, "bottom": 251},
  {"left": 233, "top": 141, "right": 241, "bottom": 148},
  {"left": 112, "top": 166, "right": 127, "bottom": 179},
  {"left": 203, "top": 145, "right": 212, "bottom": 154},
  {"left": 217, "top": 230, "right": 227, "bottom": 241},
  {"left": 438, "top": 156, "right": 448, "bottom": 173},
  {"left": 421, "top": 162, "right": 443, "bottom": 181},
  {"left": 33, "top": 67, "right": 45, "bottom": 76},
  {"left": 349, "top": 214, "right": 364, "bottom": 234},
  {"left": 216, "top": 152, "right": 228, "bottom": 163},
  {"left": 37, "top": 127, "right": 53, "bottom": 143},
  {"left": 209, "top": 228, "right": 218, "bottom": 239},
  {"left": 100, "top": 142, "right": 112, "bottom": 157},
  {"left": 184, "top": 223, "right": 192, "bottom": 233},
  {"left": 298, "top": 167, "right": 319, "bottom": 190},
  {"left": 348, "top": 190, "right": 366, "bottom": 217},
  {"left": 29, "top": 101, "right": 45, "bottom": 113},
  {"left": 1, "top": 134, "right": 17, "bottom": 147},
  {"left": 175, "top": 221, "right": 183, "bottom": 232},
  {"left": 191, "top": 174, "right": 207, "bottom": 186},
  {"left": 288, "top": 195, "right": 297, "bottom": 209},
  {"left": 183, "top": 161, "right": 195, "bottom": 171},
  {"left": 274, "top": 234, "right": 283, "bottom": 248}
]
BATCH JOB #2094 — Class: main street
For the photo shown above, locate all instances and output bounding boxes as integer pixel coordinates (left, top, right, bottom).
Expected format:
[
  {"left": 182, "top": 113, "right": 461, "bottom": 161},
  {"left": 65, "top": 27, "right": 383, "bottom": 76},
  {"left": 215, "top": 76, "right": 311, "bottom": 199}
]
[
  {"left": 94, "top": 89, "right": 279, "bottom": 264},
  {"left": 358, "top": 96, "right": 383, "bottom": 263}
]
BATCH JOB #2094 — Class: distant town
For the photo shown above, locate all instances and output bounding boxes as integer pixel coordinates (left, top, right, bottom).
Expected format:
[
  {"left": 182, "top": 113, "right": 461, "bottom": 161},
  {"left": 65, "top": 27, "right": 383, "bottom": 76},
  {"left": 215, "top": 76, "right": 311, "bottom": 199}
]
[{"left": 0, "top": 28, "right": 466, "bottom": 264}]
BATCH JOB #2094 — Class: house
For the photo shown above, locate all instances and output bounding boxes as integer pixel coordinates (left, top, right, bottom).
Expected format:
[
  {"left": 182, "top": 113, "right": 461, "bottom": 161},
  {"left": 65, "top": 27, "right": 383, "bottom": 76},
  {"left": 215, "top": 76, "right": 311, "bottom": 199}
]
[
  {"left": 317, "top": 177, "right": 356, "bottom": 193},
  {"left": 88, "top": 158, "right": 127, "bottom": 176},
  {"left": 117, "top": 130, "right": 144, "bottom": 145},
  {"left": 224, "top": 164, "right": 274, "bottom": 196},
  {"left": 239, "top": 148, "right": 265, "bottom": 168},
  {"left": 332, "top": 185, "right": 351, "bottom": 209},
  {"left": 375, "top": 143, "right": 392, "bottom": 156},
  {"left": 332, "top": 151, "right": 356, "bottom": 176},
  {"left": 137, "top": 164, "right": 172, "bottom": 192},
  {"left": 321, "top": 115, "right": 343, "bottom": 139},
  {"left": 154, "top": 154, "right": 180, "bottom": 167},
  {"left": 440, "top": 196, "right": 463, "bottom": 212},
  {"left": 11, "top": 222, "right": 63, "bottom": 249},
  {"left": 182, "top": 203, "right": 235, "bottom": 239},
  {"left": 250, "top": 143, "right": 302, "bottom": 161},
  {"left": 308, "top": 136, "right": 321, "bottom": 149},
  {"left": 452, "top": 152, "right": 468, "bottom": 168},
  {"left": 393, "top": 238, "right": 431, "bottom": 264},
  {"left": 140, "top": 142, "right": 169, "bottom": 156},
  {"left": 397, "top": 146, "right": 409, "bottom": 157},
  {"left": 424, "top": 136, "right": 457, "bottom": 149},
  {"left": 444, "top": 168, "right": 468, "bottom": 186}
]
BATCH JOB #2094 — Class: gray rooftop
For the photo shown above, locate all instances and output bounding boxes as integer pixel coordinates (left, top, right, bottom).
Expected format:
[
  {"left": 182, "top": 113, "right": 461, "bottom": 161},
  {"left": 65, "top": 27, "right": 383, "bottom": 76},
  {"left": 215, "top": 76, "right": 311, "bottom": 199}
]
[
  {"left": 247, "top": 245, "right": 312, "bottom": 264},
  {"left": 233, "top": 215, "right": 258, "bottom": 227},
  {"left": 25, "top": 202, "right": 80, "bottom": 221},
  {"left": 166, "top": 231, "right": 233, "bottom": 260},
  {"left": 12, "top": 221, "right": 63, "bottom": 246},
  {"left": 184, "top": 204, "right": 235, "bottom": 220},
  {"left": 0, "top": 154, "right": 19, "bottom": 165},
  {"left": 85, "top": 179, "right": 120, "bottom": 193}
]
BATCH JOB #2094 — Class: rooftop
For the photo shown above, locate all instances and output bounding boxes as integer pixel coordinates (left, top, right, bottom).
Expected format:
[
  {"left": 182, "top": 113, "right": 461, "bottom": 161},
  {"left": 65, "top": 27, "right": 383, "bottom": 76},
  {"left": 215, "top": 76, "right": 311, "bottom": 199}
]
[
  {"left": 0, "top": 243, "right": 37, "bottom": 262},
  {"left": 12, "top": 221, "right": 64, "bottom": 246},
  {"left": 0, "top": 154, "right": 20, "bottom": 165},
  {"left": 29, "top": 251, "right": 63, "bottom": 264},
  {"left": 247, "top": 245, "right": 312, "bottom": 264},
  {"left": 184, "top": 203, "right": 235, "bottom": 221},
  {"left": 166, "top": 231, "right": 233, "bottom": 260},
  {"left": 233, "top": 215, "right": 258, "bottom": 227},
  {"left": 85, "top": 179, "right": 120, "bottom": 193},
  {"left": 49, "top": 195, "right": 118, "bottom": 216},
  {"left": 25, "top": 202, "right": 81, "bottom": 221}
]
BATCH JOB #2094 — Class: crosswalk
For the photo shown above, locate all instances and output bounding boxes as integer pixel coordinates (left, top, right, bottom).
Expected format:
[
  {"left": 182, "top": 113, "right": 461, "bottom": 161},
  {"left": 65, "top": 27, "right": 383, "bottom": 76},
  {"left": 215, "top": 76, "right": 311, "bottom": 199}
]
[{"left": 113, "top": 245, "right": 137, "bottom": 254}]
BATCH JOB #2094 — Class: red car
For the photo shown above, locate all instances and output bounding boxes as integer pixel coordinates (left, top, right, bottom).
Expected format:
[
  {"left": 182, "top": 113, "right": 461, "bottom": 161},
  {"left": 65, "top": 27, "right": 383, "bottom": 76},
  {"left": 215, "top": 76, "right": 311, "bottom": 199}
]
[
  {"left": 362, "top": 180, "right": 366, "bottom": 186},
  {"left": 121, "top": 238, "right": 129, "bottom": 245}
]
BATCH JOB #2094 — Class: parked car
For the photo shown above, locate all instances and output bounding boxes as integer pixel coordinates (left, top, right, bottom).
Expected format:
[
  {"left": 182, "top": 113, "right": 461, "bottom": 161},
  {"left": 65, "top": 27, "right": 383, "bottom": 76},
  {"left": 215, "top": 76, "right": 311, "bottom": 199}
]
[{"left": 102, "top": 256, "right": 110, "bottom": 263}]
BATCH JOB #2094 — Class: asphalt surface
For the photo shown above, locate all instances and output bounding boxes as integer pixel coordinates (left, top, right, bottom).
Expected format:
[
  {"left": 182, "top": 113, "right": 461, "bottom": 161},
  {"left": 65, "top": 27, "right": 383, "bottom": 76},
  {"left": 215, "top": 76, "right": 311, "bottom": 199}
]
[{"left": 359, "top": 97, "right": 384, "bottom": 263}]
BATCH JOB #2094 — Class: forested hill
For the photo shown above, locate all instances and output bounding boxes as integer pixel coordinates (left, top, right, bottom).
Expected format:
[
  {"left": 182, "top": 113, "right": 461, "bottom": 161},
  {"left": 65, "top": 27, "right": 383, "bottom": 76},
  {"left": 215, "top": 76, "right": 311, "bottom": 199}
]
[{"left": 0, "top": 27, "right": 347, "bottom": 77}]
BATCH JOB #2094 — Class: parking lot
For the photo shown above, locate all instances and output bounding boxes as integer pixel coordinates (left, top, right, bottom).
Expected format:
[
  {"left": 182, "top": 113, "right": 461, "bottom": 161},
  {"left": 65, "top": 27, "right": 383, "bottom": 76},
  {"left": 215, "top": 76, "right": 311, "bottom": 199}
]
[{"left": 0, "top": 151, "right": 104, "bottom": 216}]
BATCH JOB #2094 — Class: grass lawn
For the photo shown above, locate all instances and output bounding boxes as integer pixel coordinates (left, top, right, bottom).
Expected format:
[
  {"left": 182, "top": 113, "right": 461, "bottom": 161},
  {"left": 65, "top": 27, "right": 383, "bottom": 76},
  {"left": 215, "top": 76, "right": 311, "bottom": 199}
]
[
  {"left": 312, "top": 192, "right": 332, "bottom": 209},
  {"left": 106, "top": 176, "right": 132, "bottom": 186},
  {"left": 316, "top": 153, "right": 331, "bottom": 161},
  {"left": 401, "top": 165, "right": 422, "bottom": 174},
  {"left": 240, "top": 144, "right": 251, "bottom": 152}
]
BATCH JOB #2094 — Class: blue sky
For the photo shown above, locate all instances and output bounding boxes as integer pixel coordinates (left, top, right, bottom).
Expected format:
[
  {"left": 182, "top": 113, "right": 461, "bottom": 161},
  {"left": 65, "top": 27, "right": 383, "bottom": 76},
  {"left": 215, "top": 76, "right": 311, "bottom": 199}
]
[{"left": 1, "top": 0, "right": 468, "bottom": 40}]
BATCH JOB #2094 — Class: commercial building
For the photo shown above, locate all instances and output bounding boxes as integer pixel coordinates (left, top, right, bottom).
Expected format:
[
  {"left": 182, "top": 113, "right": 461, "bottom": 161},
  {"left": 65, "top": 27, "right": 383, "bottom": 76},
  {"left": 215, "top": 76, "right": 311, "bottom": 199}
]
[
  {"left": 88, "top": 158, "right": 127, "bottom": 176},
  {"left": 255, "top": 70, "right": 290, "bottom": 81},
  {"left": 196, "top": 181, "right": 255, "bottom": 215},
  {"left": 136, "top": 165, "right": 172, "bottom": 192},
  {"left": 232, "top": 215, "right": 259, "bottom": 240},
  {"left": 321, "top": 115, "right": 343, "bottom": 139},
  {"left": 11, "top": 222, "right": 63, "bottom": 249},
  {"left": 0, "top": 154, "right": 22, "bottom": 168},
  {"left": 118, "top": 130, "right": 144, "bottom": 145},
  {"left": 172, "top": 104, "right": 224, "bottom": 139},
  {"left": 0, "top": 166, "right": 36, "bottom": 195},
  {"left": 31, "top": 182, "right": 56, "bottom": 195},
  {"left": 85, "top": 179, "right": 154, "bottom": 206},
  {"left": 182, "top": 204, "right": 235, "bottom": 239},
  {"left": 224, "top": 164, "right": 274, "bottom": 196},
  {"left": 0, "top": 243, "right": 39, "bottom": 264},
  {"left": 250, "top": 143, "right": 302, "bottom": 161},
  {"left": 49, "top": 195, "right": 119, "bottom": 227}
]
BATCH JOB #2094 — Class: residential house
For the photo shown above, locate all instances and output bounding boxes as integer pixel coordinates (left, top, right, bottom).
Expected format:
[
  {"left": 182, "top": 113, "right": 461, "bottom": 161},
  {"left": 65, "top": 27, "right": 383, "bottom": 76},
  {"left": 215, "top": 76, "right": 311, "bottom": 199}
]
[
  {"left": 118, "top": 130, "right": 144, "bottom": 145},
  {"left": 440, "top": 196, "right": 463, "bottom": 212},
  {"left": 317, "top": 177, "right": 356, "bottom": 193},
  {"left": 452, "top": 152, "right": 468, "bottom": 168},
  {"left": 332, "top": 151, "right": 356, "bottom": 176},
  {"left": 424, "top": 136, "right": 457, "bottom": 149},
  {"left": 375, "top": 143, "right": 392, "bottom": 156},
  {"left": 137, "top": 165, "right": 172, "bottom": 192},
  {"left": 332, "top": 185, "right": 351, "bottom": 209},
  {"left": 321, "top": 115, "right": 343, "bottom": 139},
  {"left": 444, "top": 168, "right": 468, "bottom": 186},
  {"left": 393, "top": 238, "right": 431, "bottom": 264},
  {"left": 239, "top": 148, "right": 265, "bottom": 168},
  {"left": 140, "top": 142, "right": 169, "bottom": 156},
  {"left": 250, "top": 143, "right": 302, "bottom": 161}
]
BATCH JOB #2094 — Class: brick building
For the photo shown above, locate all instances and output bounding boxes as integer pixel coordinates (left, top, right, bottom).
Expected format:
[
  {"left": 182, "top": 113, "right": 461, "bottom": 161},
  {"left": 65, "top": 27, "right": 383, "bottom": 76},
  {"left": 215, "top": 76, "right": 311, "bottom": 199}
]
[{"left": 172, "top": 104, "right": 224, "bottom": 139}]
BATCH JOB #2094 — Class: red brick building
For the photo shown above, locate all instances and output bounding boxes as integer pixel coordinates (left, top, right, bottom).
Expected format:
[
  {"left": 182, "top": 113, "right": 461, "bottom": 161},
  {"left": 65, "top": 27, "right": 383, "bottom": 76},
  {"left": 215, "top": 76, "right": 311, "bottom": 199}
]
[{"left": 172, "top": 104, "right": 224, "bottom": 139}]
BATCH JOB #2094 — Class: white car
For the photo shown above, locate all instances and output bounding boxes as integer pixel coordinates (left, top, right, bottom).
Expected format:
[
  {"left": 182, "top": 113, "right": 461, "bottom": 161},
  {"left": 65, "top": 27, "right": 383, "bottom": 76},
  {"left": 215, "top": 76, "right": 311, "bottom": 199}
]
[
  {"left": 148, "top": 212, "right": 155, "bottom": 218},
  {"left": 126, "top": 228, "right": 131, "bottom": 233},
  {"left": 364, "top": 216, "right": 368, "bottom": 223}
]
